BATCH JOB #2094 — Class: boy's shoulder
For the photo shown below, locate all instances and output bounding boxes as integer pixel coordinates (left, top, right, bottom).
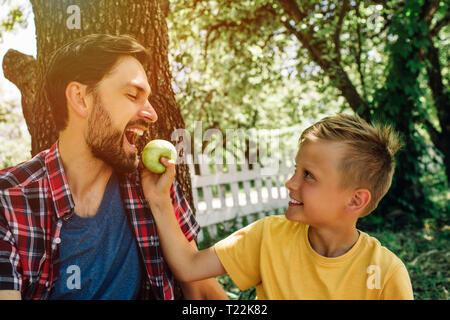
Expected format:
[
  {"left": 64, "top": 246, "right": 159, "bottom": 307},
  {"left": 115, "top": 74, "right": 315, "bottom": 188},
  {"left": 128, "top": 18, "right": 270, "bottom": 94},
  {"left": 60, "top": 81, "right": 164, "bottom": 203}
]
[
  {"left": 259, "top": 214, "right": 306, "bottom": 230},
  {"left": 261, "top": 214, "right": 289, "bottom": 224},
  {"left": 358, "top": 230, "right": 405, "bottom": 270},
  {"left": 256, "top": 215, "right": 308, "bottom": 242}
]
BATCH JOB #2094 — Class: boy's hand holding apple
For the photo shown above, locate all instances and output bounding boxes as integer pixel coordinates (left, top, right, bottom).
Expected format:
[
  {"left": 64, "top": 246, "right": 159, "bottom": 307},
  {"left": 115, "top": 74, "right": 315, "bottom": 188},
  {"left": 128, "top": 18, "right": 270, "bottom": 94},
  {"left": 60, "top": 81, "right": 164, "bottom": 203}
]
[{"left": 139, "top": 139, "right": 177, "bottom": 208}]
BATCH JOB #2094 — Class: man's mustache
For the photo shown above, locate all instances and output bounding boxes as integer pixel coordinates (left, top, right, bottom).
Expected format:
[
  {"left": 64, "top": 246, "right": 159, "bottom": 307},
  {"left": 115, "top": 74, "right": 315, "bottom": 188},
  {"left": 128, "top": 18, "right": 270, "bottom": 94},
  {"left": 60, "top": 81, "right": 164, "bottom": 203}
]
[{"left": 126, "top": 119, "right": 148, "bottom": 129}]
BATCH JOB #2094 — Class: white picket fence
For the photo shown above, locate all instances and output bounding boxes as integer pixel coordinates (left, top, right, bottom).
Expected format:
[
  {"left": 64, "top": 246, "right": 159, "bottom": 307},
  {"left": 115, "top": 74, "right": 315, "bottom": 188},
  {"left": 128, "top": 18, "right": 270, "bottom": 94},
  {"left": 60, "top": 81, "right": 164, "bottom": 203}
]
[
  {"left": 182, "top": 123, "right": 317, "bottom": 242},
  {"left": 187, "top": 153, "right": 295, "bottom": 243}
]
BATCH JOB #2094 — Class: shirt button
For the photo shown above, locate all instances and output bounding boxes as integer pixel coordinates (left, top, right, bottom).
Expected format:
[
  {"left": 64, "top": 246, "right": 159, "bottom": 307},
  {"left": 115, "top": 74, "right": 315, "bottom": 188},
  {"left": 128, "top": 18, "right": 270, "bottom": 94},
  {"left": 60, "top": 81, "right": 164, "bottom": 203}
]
[
  {"left": 45, "top": 281, "right": 49, "bottom": 287},
  {"left": 54, "top": 237, "right": 61, "bottom": 244}
]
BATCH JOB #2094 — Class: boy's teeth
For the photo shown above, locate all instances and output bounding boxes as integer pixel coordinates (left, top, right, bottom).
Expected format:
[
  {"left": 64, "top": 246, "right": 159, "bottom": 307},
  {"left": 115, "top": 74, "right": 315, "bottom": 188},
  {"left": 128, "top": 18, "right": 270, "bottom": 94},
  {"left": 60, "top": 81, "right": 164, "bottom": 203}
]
[{"left": 290, "top": 198, "right": 302, "bottom": 204}]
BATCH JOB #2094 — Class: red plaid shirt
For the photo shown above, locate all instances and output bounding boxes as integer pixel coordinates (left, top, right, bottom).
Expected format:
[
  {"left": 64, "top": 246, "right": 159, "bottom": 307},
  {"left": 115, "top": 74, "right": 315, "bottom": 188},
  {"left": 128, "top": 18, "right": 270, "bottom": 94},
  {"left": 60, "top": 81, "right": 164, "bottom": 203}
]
[{"left": 0, "top": 142, "right": 199, "bottom": 300}]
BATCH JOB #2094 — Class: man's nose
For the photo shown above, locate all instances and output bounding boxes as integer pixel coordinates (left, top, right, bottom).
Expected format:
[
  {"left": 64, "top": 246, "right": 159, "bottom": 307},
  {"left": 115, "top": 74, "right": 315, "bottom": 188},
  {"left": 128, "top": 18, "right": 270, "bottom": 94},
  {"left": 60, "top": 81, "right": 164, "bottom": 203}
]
[{"left": 138, "top": 99, "right": 158, "bottom": 123}]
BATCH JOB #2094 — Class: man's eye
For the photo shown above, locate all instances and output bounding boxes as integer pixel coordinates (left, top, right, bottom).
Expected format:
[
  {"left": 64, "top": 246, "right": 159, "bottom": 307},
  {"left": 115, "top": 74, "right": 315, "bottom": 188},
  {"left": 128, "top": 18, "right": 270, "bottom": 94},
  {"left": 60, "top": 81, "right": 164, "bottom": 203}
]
[{"left": 127, "top": 94, "right": 137, "bottom": 100}]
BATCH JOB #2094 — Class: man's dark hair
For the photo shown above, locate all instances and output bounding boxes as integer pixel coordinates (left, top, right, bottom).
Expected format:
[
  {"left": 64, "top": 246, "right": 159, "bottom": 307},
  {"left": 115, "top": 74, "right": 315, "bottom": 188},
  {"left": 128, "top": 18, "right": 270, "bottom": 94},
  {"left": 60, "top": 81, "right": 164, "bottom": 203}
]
[{"left": 44, "top": 34, "right": 149, "bottom": 132}]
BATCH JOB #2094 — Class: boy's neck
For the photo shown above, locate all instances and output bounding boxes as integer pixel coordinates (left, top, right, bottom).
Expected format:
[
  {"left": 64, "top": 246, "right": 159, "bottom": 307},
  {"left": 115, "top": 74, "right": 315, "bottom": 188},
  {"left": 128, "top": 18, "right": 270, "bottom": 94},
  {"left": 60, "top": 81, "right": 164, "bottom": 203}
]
[{"left": 308, "top": 225, "right": 360, "bottom": 258}]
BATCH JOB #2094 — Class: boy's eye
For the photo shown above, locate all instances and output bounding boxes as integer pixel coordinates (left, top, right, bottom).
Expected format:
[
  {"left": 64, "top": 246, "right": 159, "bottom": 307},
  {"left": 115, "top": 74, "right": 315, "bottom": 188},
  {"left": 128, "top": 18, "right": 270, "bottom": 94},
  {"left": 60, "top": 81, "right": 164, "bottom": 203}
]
[{"left": 304, "top": 170, "right": 314, "bottom": 179}]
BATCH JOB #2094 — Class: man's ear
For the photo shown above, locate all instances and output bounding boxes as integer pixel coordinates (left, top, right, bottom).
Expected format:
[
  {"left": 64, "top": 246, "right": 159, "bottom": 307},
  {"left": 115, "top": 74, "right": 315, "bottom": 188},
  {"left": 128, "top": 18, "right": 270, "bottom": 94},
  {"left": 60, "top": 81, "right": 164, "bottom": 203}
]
[
  {"left": 347, "top": 189, "right": 371, "bottom": 215},
  {"left": 65, "top": 81, "right": 89, "bottom": 118}
]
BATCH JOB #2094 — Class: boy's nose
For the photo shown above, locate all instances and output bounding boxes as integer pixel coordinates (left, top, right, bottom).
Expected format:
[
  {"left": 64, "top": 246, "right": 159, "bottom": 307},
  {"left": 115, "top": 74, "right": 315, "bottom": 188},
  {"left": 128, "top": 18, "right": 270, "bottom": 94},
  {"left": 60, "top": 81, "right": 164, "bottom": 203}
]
[
  {"left": 285, "top": 174, "right": 300, "bottom": 191},
  {"left": 138, "top": 99, "right": 158, "bottom": 123}
]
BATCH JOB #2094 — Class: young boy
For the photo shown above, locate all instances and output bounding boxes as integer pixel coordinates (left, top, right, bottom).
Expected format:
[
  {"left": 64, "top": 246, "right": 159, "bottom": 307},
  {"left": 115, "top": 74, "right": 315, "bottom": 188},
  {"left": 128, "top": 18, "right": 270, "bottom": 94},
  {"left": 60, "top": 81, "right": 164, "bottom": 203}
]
[{"left": 141, "top": 113, "right": 414, "bottom": 300}]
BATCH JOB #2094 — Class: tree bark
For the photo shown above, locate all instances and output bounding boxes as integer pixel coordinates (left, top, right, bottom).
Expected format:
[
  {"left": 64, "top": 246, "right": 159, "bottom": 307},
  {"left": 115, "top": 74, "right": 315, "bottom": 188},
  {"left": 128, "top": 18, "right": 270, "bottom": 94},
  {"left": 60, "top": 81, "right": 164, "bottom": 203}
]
[
  {"left": 423, "top": 35, "right": 450, "bottom": 180},
  {"left": 2, "top": 0, "right": 195, "bottom": 209},
  {"left": 420, "top": 0, "right": 450, "bottom": 181},
  {"left": 2, "top": 49, "right": 37, "bottom": 138}
]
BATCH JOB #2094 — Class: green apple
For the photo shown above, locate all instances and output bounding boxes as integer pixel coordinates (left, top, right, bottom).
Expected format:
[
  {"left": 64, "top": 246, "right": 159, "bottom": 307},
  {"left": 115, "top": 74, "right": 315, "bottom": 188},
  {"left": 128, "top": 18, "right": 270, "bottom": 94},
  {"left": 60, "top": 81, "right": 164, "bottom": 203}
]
[{"left": 141, "top": 139, "right": 177, "bottom": 174}]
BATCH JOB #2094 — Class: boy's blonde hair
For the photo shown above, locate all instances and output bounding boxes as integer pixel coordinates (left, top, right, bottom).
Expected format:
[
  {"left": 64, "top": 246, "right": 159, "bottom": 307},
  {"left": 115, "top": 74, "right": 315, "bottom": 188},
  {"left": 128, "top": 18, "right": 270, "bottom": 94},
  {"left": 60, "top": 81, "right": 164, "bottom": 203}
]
[{"left": 300, "top": 113, "right": 402, "bottom": 216}]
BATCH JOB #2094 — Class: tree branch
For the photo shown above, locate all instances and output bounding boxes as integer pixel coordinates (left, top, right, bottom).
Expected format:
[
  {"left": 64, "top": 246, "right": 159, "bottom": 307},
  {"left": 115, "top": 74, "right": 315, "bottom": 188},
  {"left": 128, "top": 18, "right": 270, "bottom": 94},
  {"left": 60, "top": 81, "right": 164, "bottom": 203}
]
[
  {"left": 2, "top": 49, "right": 37, "bottom": 138},
  {"left": 421, "top": 34, "right": 449, "bottom": 140},
  {"left": 277, "top": 0, "right": 308, "bottom": 23},
  {"left": 333, "top": 0, "right": 350, "bottom": 64},
  {"left": 423, "top": 118, "right": 441, "bottom": 148},
  {"left": 355, "top": 2, "right": 367, "bottom": 100},
  {"left": 420, "top": 0, "right": 440, "bottom": 24},
  {"left": 430, "top": 13, "right": 450, "bottom": 37},
  {"left": 274, "top": 3, "right": 328, "bottom": 69},
  {"left": 276, "top": 0, "right": 369, "bottom": 116},
  {"left": 203, "top": 4, "right": 274, "bottom": 58}
]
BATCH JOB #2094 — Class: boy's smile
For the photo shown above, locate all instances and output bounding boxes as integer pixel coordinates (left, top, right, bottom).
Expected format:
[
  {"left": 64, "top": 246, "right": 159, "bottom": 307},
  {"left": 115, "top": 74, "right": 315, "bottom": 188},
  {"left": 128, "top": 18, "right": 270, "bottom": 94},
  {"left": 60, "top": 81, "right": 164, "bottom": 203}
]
[
  {"left": 285, "top": 138, "right": 353, "bottom": 227},
  {"left": 288, "top": 198, "right": 303, "bottom": 206}
]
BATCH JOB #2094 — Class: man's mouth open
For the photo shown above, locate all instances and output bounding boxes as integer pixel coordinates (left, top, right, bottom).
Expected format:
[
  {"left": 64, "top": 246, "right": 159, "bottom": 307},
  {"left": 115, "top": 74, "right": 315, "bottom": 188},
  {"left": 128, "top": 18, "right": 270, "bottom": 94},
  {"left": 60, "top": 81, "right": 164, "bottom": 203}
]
[{"left": 124, "top": 126, "right": 146, "bottom": 152}]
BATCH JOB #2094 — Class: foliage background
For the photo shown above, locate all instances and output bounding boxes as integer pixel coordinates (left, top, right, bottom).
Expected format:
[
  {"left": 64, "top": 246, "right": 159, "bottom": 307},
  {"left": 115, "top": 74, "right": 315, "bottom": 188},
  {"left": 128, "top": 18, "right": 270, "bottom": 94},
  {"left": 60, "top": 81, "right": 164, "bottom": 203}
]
[
  {"left": 167, "top": 0, "right": 449, "bottom": 229},
  {"left": 0, "top": 0, "right": 32, "bottom": 168},
  {"left": 167, "top": 0, "right": 449, "bottom": 300}
]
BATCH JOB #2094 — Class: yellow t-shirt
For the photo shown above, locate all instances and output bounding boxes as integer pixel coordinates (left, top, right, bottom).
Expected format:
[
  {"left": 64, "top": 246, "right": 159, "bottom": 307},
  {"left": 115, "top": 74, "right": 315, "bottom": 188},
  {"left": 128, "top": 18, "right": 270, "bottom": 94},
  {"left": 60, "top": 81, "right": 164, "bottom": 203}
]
[{"left": 214, "top": 215, "right": 413, "bottom": 300}]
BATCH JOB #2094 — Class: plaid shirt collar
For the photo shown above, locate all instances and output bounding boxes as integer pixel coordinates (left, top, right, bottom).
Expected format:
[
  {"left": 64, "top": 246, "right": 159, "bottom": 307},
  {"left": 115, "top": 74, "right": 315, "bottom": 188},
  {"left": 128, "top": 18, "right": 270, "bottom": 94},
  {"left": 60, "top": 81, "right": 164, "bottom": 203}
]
[{"left": 45, "top": 141, "right": 75, "bottom": 220}]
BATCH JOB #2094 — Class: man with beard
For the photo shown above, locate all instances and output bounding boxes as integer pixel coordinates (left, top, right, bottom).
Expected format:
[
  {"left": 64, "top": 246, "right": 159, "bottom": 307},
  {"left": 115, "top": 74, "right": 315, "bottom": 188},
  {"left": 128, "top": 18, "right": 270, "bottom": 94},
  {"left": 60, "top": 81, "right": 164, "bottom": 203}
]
[{"left": 0, "top": 34, "right": 227, "bottom": 300}]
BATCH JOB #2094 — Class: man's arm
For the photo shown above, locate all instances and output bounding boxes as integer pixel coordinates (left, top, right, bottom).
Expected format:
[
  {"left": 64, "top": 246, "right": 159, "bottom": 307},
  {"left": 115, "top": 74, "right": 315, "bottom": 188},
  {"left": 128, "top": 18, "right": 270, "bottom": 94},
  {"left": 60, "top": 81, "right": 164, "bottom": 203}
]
[
  {"left": 0, "top": 208, "right": 22, "bottom": 300},
  {"left": 0, "top": 290, "right": 21, "bottom": 300}
]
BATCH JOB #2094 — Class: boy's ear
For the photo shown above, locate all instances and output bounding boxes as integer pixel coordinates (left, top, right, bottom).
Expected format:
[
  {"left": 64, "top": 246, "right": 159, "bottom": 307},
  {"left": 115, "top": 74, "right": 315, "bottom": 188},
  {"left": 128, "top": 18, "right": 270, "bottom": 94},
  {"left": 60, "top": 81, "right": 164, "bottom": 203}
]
[
  {"left": 347, "top": 189, "right": 371, "bottom": 215},
  {"left": 65, "top": 81, "right": 89, "bottom": 118}
]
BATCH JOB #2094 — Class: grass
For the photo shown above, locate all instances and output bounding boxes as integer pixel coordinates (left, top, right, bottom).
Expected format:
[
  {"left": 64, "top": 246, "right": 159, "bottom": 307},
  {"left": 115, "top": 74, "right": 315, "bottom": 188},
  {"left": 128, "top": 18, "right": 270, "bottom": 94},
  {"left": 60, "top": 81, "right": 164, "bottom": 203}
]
[
  {"left": 371, "top": 222, "right": 449, "bottom": 300},
  {"left": 199, "top": 217, "right": 449, "bottom": 300}
]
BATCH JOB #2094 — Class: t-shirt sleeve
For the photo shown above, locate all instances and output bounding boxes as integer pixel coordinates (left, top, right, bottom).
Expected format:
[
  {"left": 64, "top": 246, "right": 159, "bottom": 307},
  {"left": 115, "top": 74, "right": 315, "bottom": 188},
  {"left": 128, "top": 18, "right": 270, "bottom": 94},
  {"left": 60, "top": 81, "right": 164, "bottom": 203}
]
[
  {"left": 170, "top": 179, "right": 200, "bottom": 242},
  {"left": 214, "top": 218, "right": 266, "bottom": 291},
  {"left": 381, "top": 262, "right": 414, "bottom": 300}
]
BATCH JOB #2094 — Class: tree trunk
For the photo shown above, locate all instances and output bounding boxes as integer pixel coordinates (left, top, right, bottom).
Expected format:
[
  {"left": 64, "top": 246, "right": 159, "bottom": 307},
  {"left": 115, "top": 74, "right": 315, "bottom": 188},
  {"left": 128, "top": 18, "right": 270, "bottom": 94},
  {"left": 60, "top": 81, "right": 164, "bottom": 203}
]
[
  {"left": 423, "top": 35, "right": 450, "bottom": 181},
  {"left": 2, "top": 0, "right": 195, "bottom": 211}
]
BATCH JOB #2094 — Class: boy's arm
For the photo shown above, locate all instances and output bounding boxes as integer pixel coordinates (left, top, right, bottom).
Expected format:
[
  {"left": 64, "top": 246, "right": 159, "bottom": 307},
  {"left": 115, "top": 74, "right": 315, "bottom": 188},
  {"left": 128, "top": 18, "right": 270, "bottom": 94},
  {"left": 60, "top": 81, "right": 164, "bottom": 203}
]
[
  {"left": 140, "top": 158, "right": 226, "bottom": 283},
  {"left": 380, "top": 264, "right": 414, "bottom": 300},
  {"left": 179, "top": 240, "right": 228, "bottom": 300},
  {"left": 149, "top": 197, "right": 226, "bottom": 282},
  {"left": 0, "top": 290, "right": 21, "bottom": 300}
]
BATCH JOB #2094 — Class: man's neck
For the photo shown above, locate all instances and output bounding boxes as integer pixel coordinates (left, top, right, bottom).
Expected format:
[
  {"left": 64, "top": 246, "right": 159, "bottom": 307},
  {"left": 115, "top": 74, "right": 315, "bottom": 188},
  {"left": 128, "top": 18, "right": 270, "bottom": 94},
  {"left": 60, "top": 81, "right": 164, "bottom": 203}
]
[
  {"left": 308, "top": 224, "right": 360, "bottom": 258},
  {"left": 58, "top": 136, "right": 113, "bottom": 217}
]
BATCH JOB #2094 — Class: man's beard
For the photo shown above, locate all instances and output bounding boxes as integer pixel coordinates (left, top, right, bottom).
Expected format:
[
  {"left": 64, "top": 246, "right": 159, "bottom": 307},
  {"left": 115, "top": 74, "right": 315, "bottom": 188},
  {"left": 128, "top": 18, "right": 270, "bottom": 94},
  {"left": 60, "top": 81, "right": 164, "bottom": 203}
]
[{"left": 85, "top": 93, "right": 138, "bottom": 174}]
